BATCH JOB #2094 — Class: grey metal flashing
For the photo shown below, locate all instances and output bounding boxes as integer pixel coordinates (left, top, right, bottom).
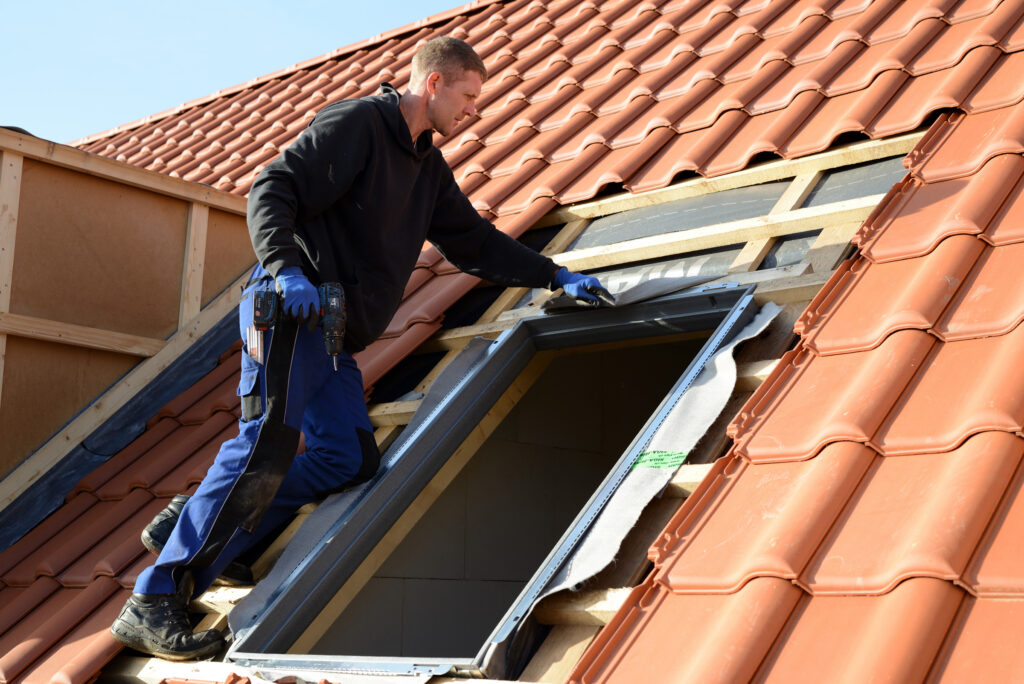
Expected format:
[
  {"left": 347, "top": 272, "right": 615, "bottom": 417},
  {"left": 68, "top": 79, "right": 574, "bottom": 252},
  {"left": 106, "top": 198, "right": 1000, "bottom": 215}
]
[{"left": 228, "top": 283, "right": 756, "bottom": 673}]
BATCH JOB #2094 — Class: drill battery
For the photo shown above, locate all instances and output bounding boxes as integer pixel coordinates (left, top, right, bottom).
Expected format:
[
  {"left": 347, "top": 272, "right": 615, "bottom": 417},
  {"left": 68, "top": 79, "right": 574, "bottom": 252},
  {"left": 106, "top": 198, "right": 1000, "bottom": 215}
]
[
  {"left": 246, "top": 289, "right": 280, "bottom": 364},
  {"left": 245, "top": 284, "right": 346, "bottom": 369}
]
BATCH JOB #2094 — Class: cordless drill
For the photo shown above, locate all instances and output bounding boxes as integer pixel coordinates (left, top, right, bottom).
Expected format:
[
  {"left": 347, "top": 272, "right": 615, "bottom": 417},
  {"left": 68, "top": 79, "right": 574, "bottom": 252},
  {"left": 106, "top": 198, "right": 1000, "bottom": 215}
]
[
  {"left": 248, "top": 283, "right": 346, "bottom": 370},
  {"left": 318, "top": 282, "right": 346, "bottom": 371}
]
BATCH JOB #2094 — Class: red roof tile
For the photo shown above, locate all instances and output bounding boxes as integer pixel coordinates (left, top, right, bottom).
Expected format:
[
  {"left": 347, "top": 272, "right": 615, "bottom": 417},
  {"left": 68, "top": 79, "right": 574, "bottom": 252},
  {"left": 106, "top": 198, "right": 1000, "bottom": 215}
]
[
  {"left": 573, "top": 77, "right": 1024, "bottom": 684},
  {"left": 729, "top": 330, "right": 935, "bottom": 462},
  {"left": 756, "top": 578, "right": 963, "bottom": 682},
  {"left": 7, "top": 0, "right": 1024, "bottom": 680}
]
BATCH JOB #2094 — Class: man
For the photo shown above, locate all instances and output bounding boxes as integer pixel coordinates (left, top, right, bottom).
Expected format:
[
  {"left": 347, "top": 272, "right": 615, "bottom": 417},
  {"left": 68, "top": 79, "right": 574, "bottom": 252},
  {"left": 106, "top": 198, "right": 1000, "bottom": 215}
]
[{"left": 110, "top": 36, "right": 611, "bottom": 661}]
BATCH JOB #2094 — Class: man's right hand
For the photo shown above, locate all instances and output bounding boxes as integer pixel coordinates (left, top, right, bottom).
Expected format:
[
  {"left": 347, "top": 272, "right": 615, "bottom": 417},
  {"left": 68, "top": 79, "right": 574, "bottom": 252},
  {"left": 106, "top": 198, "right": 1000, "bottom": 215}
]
[{"left": 276, "top": 267, "right": 319, "bottom": 327}]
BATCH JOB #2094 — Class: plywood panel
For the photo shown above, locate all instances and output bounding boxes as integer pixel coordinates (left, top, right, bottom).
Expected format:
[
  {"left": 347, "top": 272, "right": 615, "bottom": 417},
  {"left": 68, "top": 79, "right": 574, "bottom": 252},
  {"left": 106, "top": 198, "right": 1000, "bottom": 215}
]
[
  {"left": 202, "top": 208, "right": 254, "bottom": 306},
  {"left": 0, "top": 336, "right": 138, "bottom": 476},
  {"left": 11, "top": 159, "right": 187, "bottom": 339}
]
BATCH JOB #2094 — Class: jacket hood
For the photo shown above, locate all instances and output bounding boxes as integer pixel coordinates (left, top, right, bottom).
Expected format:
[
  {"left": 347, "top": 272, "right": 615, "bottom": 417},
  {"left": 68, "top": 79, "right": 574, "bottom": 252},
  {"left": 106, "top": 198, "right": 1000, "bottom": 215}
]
[{"left": 372, "top": 83, "right": 434, "bottom": 160}]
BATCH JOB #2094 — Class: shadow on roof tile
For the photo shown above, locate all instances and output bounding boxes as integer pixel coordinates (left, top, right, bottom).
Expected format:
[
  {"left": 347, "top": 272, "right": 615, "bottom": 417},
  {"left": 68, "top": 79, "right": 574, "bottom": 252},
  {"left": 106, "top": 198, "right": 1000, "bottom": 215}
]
[
  {"left": 569, "top": 577, "right": 802, "bottom": 684},
  {"left": 95, "top": 412, "right": 238, "bottom": 500},
  {"left": 653, "top": 442, "right": 875, "bottom": 593},
  {"left": 2, "top": 489, "right": 152, "bottom": 588},
  {"left": 801, "top": 432, "right": 1022, "bottom": 594},
  {"left": 935, "top": 241, "right": 1024, "bottom": 341},
  {"left": 757, "top": 578, "right": 963, "bottom": 682},
  {"left": 0, "top": 578, "right": 121, "bottom": 682},
  {"left": 856, "top": 154, "right": 1024, "bottom": 263},
  {"left": 930, "top": 595, "right": 1024, "bottom": 680},
  {"left": 872, "top": 324, "right": 1024, "bottom": 455},
  {"left": 961, "top": 448, "right": 1024, "bottom": 597},
  {"left": 730, "top": 330, "right": 934, "bottom": 462},
  {"left": 798, "top": 235, "right": 985, "bottom": 354}
]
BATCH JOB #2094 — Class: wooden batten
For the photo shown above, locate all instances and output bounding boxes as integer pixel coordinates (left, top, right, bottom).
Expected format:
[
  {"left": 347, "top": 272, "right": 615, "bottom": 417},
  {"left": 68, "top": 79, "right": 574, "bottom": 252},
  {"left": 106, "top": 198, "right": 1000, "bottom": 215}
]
[
  {"left": 0, "top": 312, "right": 165, "bottom": 357},
  {"left": 0, "top": 268, "right": 250, "bottom": 514},
  {"left": 0, "top": 127, "right": 246, "bottom": 214},
  {"left": 553, "top": 193, "right": 883, "bottom": 272},
  {"left": 538, "top": 131, "right": 922, "bottom": 226},
  {"left": 0, "top": 132, "right": 252, "bottom": 498},
  {"left": 179, "top": 202, "right": 210, "bottom": 327},
  {"left": 0, "top": 151, "right": 24, "bottom": 411}
]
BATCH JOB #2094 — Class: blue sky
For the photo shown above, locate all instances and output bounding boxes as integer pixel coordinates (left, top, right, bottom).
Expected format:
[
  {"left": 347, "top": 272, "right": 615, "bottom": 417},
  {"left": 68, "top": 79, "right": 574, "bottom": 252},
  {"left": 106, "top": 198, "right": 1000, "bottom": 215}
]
[{"left": 3, "top": 0, "right": 466, "bottom": 144}]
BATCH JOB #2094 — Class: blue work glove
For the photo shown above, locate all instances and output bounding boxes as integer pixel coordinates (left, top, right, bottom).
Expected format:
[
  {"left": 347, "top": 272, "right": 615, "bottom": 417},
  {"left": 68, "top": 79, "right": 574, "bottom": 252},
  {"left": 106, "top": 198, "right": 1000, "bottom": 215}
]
[
  {"left": 552, "top": 267, "right": 615, "bottom": 307},
  {"left": 276, "top": 267, "right": 319, "bottom": 328}
]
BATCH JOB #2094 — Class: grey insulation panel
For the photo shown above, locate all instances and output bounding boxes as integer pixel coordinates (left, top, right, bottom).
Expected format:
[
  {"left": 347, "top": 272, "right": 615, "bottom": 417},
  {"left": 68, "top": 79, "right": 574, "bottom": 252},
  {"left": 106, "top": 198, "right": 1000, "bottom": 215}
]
[
  {"left": 803, "top": 156, "right": 907, "bottom": 207},
  {"left": 571, "top": 180, "right": 789, "bottom": 249}
]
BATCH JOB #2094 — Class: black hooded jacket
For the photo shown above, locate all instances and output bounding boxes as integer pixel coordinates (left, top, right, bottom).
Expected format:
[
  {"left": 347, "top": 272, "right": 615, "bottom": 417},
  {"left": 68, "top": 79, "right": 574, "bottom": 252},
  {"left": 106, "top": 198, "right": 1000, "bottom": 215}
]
[{"left": 246, "top": 84, "right": 559, "bottom": 352}]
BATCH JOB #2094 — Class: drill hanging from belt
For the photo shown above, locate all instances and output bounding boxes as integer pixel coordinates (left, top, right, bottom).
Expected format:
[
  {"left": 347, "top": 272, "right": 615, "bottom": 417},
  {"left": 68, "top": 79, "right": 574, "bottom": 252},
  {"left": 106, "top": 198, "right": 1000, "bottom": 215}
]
[{"left": 247, "top": 282, "right": 347, "bottom": 369}]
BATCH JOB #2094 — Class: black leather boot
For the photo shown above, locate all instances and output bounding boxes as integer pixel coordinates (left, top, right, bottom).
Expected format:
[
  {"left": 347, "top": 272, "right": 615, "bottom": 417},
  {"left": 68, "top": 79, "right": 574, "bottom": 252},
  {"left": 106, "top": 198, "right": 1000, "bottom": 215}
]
[
  {"left": 109, "top": 590, "right": 223, "bottom": 660},
  {"left": 141, "top": 494, "right": 254, "bottom": 586}
]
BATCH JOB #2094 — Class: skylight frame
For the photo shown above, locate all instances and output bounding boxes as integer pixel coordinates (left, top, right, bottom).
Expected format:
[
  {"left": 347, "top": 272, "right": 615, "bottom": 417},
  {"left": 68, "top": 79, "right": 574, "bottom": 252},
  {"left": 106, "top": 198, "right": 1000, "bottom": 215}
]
[{"left": 227, "top": 282, "right": 758, "bottom": 674}]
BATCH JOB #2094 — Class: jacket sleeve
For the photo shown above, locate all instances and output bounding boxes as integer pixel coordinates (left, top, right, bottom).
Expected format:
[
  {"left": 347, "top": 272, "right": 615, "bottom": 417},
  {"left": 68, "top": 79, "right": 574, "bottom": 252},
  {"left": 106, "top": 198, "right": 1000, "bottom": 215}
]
[
  {"left": 246, "top": 102, "right": 372, "bottom": 278},
  {"left": 427, "top": 162, "right": 558, "bottom": 289}
]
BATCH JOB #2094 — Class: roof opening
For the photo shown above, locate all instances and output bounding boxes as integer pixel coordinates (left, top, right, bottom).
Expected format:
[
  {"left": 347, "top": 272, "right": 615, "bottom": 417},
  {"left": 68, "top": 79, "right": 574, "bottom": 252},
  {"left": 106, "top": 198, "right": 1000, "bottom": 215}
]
[{"left": 308, "top": 335, "right": 710, "bottom": 659}]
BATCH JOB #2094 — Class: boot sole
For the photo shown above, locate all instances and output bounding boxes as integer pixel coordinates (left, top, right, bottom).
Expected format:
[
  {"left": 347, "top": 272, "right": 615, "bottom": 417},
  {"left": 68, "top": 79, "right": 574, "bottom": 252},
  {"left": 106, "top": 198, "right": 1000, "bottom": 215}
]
[{"left": 110, "top": 623, "right": 222, "bottom": 661}]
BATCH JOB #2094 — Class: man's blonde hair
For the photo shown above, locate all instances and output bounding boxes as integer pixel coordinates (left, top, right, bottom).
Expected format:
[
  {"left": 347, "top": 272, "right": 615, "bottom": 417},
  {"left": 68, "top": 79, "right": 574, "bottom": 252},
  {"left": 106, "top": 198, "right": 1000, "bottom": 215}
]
[{"left": 412, "top": 36, "right": 487, "bottom": 83}]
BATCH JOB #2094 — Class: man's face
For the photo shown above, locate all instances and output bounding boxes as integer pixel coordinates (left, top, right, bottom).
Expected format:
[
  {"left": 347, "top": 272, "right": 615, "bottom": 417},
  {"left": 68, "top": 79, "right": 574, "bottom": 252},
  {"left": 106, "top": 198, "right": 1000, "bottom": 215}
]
[{"left": 426, "top": 69, "right": 482, "bottom": 137}]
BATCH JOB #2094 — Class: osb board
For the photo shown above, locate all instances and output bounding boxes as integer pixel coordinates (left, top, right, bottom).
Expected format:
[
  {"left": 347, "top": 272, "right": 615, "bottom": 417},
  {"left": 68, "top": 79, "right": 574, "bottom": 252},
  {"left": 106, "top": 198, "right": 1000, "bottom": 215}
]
[
  {"left": 11, "top": 159, "right": 187, "bottom": 339},
  {"left": 202, "top": 209, "right": 254, "bottom": 307},
  {"left": 0, "top": 335, "right": 138, "bottom": 475}
]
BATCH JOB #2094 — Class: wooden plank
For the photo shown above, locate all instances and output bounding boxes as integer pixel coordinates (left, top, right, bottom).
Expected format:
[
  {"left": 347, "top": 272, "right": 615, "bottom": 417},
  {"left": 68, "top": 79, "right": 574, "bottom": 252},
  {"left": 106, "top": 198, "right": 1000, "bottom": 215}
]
[
  {"left": 770, "top": 171, "right": 823, "bottom": 214},
  {"left": 367, "top": 399, "right": 421, "bottom": 427},
  {"left": 736, "top": 359, "right": 779, "bottom": 392},
  {"left": 97, "top": 658, "right": 261, "bottom": 684},
  {"left": 374, "top": 424, "right": 404, "bottom": 451},
  {"left": 724, "top": 171, "right": 823, "bottom": 274},
  {"left": 519, "top": 624, "right": 601, "bottom": 684},
  {"left": 728, "top": 237, "right": 776, "bottom": 273},
  {"left": 0, "top": 151, "right": 23, "bottom": 412},
  {"left": 0, "top": 128, "right": 247, "bottom": 215},
  {"left": 0, "top": 150, "right": 22, "bottom": 313},
  {"left": 534, "top": 587, "right": 633, "bottom": 627},
  {"left": 804, "top": 220, "right": 861, "bottom": 273},
  {"left": 537, "top": 132, "right": 922, "bottom": 227},
  {"left": 753, "top": 270, "right": 830, "bottom": 305},
  {"left": 664, "top": 462, "right": 714, "bottom": 498},
  {"left": 0, "top": 312, "right": 166, "bottom": 357},
  {"left": 290, "top": 353, "right": 555, "bottom": 652},
  {"left": 0, "top": 267, "right": 252, "bottom": 514},
  {"left": 553, "top": 194, "right": 883, "bottom": 272},
  {"left": 194, "top": 612, "right": 228, "bottom": 632},
  {"left": 178, "top": 203, "right": 210, "bottom": 327},
  {"left": 417, "top": 316, "right": 529, "bottom": 354},
  {"left": 192, "top": 585, "right": 251, "bottom": 615}
]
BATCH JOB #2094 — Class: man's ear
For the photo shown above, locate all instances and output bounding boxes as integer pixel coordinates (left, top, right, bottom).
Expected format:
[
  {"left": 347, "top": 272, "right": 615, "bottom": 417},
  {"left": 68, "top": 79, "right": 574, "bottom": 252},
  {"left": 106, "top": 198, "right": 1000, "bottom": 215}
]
[{"left": 426, "top": 71, "right": 442, "bottom": 95}]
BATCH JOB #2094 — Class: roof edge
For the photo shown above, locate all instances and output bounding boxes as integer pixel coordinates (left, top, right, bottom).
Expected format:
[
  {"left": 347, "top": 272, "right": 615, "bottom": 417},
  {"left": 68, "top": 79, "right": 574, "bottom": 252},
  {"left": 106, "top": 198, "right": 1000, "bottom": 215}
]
[{"left": 69, "top": 0, "right": 502, "bottom": 147}]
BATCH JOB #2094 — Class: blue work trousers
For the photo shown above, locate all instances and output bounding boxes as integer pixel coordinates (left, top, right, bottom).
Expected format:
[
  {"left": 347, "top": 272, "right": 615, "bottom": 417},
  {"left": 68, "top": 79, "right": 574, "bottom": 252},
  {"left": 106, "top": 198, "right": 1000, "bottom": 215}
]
[{"left": 135, "top": 266, "right": 378, "bottom": 597}]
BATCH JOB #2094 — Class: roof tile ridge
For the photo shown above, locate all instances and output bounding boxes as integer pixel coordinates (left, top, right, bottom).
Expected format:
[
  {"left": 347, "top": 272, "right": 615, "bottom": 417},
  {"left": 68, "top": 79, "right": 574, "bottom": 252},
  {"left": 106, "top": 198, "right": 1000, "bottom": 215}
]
[
  {"left": 647, "top": 452, "right": 739, "bottom": 568},
  {"left": 797, "top": 235, "right": 987, "bottom": 355},
  {"left": 908, "top": 105, "right": 1024, "bottom": 183},
  {"left": 854, "top": 155, "right": 1024, "bottom": 264},
  {"left": 0, "top": 576, "right": 121, "bottom": 680},
  {"left": 71, "top": 0, "right": 504, "bottom": 147}
]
